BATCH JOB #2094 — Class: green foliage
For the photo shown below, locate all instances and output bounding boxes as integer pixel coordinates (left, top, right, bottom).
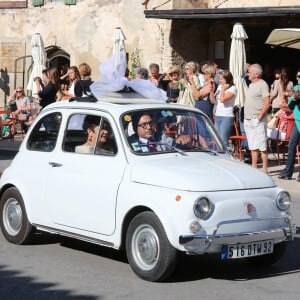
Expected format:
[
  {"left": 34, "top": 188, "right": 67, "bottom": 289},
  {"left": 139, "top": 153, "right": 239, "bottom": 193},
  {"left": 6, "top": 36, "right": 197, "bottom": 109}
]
[{"left": 129, "top": 48, "right": 142, "bottom": 79}]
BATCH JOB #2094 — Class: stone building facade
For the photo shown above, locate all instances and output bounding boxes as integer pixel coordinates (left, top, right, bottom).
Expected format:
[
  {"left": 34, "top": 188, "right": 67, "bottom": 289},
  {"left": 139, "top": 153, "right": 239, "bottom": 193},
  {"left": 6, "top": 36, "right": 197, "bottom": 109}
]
[
  {"left": 0, "top": 0, "right": 173, "bottom": 105},
  {"left": 0, "top": 0, "right": 300, "bottom": 105}
]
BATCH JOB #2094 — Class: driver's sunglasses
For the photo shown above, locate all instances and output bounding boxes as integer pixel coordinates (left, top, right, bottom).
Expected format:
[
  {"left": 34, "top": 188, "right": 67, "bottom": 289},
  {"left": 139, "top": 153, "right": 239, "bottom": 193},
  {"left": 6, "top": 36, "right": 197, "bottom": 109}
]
[{"left": 138, "top": 121, "right": 156, "bottom": 129}]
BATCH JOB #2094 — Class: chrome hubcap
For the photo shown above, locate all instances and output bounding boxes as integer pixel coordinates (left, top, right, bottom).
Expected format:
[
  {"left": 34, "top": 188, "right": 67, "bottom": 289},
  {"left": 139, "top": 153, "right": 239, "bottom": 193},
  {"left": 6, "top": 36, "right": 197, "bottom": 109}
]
[
  {"left": 131, "top": 224, "right": 159, "bottom": 271},
  {"left": 3, "top": 198, "right": 22, "bottom": 236}
]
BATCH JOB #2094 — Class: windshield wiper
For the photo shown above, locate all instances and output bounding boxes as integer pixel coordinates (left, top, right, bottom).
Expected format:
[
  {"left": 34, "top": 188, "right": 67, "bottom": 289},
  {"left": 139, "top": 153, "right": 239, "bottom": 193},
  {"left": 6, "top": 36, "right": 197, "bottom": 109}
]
[
  {"left": 172, "top": 145, "right": 187, "bottom": 156},
  {"left": 191, "top": 145, "right": 219, "bottom": 155}
]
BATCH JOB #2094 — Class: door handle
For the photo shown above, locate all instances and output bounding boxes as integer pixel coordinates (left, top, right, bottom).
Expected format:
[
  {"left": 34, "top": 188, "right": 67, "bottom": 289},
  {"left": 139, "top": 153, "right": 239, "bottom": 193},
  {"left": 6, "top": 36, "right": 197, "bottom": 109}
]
[{"left": 49, "top": 162, "right": 63, "bottom": 167}]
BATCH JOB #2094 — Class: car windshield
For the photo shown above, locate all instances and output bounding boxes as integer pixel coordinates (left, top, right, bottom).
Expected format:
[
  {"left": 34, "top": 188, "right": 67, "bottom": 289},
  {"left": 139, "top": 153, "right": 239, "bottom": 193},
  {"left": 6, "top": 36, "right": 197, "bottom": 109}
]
[{"left": 121, "top": 108, "right": 225, "bottom": 154}]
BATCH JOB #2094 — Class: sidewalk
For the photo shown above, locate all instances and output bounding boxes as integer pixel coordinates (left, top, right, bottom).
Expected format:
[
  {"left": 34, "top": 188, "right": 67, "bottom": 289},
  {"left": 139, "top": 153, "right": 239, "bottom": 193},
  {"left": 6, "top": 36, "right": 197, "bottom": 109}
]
[{"left": 0, "top": 134, "right": 299, "bottom": 193}]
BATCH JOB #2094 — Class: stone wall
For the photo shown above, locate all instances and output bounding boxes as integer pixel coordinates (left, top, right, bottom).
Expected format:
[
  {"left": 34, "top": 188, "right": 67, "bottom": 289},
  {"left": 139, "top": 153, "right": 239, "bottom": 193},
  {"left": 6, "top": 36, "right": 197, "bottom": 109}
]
[{"left": 0, "top": 0, "right": 173, "bottom": 105}]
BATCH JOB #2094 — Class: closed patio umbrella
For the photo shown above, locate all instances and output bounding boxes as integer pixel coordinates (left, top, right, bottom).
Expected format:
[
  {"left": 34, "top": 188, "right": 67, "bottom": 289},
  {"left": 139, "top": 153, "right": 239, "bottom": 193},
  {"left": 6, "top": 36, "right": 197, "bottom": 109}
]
[
  {"left": 265, "top": 28, "right": 300, "bottom": 50},
  {"left": 229, "top": 23, "right": 248, "bottom": 107},
  {"left": 112, "top": 27, "right": 126, "bottom": 67},
  {"left": 27, "top": 33, "right": 47, "bottom": 98}
]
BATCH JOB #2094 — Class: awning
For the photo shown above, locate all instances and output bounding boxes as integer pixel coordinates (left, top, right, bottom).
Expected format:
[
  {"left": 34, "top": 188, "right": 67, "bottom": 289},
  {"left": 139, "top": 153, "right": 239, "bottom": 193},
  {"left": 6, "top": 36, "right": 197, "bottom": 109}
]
[
  {"left": 265, "top": 28, "right": 300, "bottom": 50},
  {"left": 145, "top": 6, "right": 300, "bottom": 20}
]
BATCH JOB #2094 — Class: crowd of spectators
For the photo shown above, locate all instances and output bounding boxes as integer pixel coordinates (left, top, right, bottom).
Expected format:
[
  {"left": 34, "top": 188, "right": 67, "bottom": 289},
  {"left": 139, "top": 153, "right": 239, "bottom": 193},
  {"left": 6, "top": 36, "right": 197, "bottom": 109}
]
[{"left": 3, "top": 58, "right": 300, "bottom": 181}]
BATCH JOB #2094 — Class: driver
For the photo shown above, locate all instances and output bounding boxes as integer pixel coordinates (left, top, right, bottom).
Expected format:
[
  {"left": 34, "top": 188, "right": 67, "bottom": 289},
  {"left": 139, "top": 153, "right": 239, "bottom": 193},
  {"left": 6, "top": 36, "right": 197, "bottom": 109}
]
[{"left": 128, "top": 112, "right": 191, "bottom": 152}]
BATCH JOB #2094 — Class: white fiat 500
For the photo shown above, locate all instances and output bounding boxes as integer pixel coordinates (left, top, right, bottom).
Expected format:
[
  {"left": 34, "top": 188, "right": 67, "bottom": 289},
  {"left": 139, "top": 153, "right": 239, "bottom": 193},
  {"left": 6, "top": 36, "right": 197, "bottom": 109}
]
[{"left": 0, "top": 94, "right": 296, "bottom": 281}]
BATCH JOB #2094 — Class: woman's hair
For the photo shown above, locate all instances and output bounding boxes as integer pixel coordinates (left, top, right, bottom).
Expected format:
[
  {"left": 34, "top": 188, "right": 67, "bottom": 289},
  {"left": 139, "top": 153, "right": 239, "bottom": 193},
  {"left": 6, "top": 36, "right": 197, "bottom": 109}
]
[
  {"left": 184, "top": 61, "right": 197, "bottom": 74},
  {"left": 78, "top": 63, "right": 92, "bottom": 78},
  {"left": 202, "top": 64, "right": 216, "bottom": 77},
  {"left": 279, "top": 67, "right": 290, "bottom": 91},
  {"left": 82, "top": 115, "right": 101, "bottom": 131},
  {"left": 134, "top": 67, "right": 149, "bottom": 80},
  {"left": 221, "top": 70, "right": 234, "bottom": 87},
  {"left": 46, "top": 67, "right": 60, "bottom": 91},
  {"left": 167, "top": 65, "right": 181, "bottom": 75},
  {"left": 69, "top": 66, "right": 81, "bottom": 82}
]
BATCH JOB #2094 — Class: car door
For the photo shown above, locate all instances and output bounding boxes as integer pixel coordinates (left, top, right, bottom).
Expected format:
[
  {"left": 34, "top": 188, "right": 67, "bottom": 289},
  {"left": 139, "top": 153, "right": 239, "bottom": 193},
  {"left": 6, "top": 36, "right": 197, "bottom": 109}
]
[
  {"left": 24, "top": 111, "right": 63, "bottom": 225},
  {"left": 45, "top": 111, "right": 127, "bottom": 236}
]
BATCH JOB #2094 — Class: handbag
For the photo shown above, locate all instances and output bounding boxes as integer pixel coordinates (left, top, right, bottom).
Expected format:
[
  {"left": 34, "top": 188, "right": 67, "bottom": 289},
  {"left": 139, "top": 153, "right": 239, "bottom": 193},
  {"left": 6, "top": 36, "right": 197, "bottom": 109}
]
[{"left": 267, "top": 116, "right": 279, "bottom": 130}]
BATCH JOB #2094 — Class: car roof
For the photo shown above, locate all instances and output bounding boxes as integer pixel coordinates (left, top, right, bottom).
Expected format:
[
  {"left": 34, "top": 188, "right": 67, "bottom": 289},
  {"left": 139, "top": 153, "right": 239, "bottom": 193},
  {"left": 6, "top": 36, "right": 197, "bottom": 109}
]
[{"left": 42, "top": 92, "right": 199, "bottom": 115}]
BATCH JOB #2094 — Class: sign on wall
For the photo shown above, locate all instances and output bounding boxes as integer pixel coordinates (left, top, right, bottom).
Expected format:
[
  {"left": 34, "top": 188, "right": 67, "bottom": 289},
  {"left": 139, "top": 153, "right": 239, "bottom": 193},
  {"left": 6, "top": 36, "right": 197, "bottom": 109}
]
[{"left": 0, "top": 1, "right": 27, "bottom": 8}]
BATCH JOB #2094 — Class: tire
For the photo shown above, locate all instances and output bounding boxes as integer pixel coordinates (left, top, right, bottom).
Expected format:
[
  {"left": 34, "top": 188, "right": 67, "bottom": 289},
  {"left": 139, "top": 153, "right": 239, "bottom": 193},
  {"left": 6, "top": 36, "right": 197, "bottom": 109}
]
[
  {"left": 125, "top": 211, "right": 178, "bottom": 282},
  {"left": 247, "top": 242, "right": 288, "bottom": 266},
  {"left": 0, "top": 187, "right": 34, "bottom": 244}
]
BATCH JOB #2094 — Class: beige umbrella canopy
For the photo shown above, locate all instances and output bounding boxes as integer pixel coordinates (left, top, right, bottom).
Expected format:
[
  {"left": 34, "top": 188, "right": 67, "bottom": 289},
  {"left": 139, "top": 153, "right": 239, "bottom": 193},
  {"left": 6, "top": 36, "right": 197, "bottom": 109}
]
[
  {"left": 229, "top": 23, "right": 249, "bottom": 108},
  {"left": 265, "top": 28, "right": 300, "bottom": 50}
]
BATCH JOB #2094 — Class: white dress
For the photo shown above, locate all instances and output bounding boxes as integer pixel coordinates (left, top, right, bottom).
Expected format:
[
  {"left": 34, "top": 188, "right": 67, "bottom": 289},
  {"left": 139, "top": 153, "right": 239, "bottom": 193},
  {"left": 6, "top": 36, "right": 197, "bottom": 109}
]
[{"left": 75, "top": 144, "right": 94, "bottom": 154}]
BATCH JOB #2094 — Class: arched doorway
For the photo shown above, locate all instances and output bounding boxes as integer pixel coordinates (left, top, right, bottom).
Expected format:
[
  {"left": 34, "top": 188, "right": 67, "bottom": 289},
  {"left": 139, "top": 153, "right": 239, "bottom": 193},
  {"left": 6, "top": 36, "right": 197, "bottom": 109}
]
[{"left": 45, "top": 45, "right": 70, "bottom": 78}]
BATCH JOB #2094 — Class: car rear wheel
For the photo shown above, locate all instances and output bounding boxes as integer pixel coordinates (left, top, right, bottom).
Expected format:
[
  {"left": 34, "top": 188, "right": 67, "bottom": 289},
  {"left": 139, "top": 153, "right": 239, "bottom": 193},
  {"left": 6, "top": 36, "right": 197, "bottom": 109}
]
[
  {"left": 247, "top": 242, "right": 288, "bottom": 265},
  {"left": 125, "top": 211, "right": 178, "bottom": 282},
  {"left": 0, "top": 187, "right": 34, "bottom": 244}
]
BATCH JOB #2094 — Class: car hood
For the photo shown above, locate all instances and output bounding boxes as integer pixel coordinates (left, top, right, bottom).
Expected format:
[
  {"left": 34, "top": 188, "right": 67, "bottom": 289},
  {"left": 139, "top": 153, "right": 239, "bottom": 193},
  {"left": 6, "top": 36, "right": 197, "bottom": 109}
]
[{"left": 130, "top": 154, "right": 275, "bottom": 191}]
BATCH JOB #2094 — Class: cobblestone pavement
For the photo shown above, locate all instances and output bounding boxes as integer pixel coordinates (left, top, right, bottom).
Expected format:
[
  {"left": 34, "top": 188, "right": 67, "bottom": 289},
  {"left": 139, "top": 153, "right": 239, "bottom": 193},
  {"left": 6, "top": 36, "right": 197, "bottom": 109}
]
[{"left": 0, "top": 134, "right": 299, "bottom": 193}]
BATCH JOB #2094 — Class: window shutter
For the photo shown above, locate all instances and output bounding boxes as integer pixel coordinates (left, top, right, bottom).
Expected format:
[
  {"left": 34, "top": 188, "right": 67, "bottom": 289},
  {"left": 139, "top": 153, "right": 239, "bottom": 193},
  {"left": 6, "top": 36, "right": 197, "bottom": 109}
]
[
  {"left": 32, "top": 0, "right": 44, "bottom": 6},
  {"left": 64, "top": 0, "right": 76, "bottom": 5}
]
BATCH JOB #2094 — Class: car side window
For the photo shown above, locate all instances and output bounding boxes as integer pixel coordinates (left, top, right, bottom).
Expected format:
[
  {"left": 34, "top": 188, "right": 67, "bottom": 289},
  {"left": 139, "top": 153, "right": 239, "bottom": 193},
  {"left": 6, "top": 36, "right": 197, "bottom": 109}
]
[
  {"left": 62, "top": 114, "right": 88, "bottom": 153},
  {"left": 95, "top": 119, "right": 117, "bottom": 156},
  {"left": 62, "top": 114, "right": 117, "bottom": 156},
  {"left": 27, "top": 112, "right": 62, "bottom": 152}
]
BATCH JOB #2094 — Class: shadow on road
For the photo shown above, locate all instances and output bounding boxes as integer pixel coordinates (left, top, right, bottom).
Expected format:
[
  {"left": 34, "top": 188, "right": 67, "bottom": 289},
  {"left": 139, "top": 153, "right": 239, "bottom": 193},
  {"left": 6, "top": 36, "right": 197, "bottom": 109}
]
[
  {"left": 28, "top": 227, "right": 300, "bottom": 283},
  {"left": 0, "top": 264, "right": 99, "bottom": 300},
  {"left": 60, "top": 236, "right": 128, "bottom": 264}
]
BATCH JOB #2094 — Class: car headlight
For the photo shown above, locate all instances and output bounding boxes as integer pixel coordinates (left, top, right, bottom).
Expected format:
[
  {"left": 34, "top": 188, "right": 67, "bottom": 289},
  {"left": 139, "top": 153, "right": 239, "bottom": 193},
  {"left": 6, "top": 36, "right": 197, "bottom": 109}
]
[
  {"left": 194, "top": 197, "right": 211, "bottom": 219},
  {"left": 276, "top": 191, "right": 291, "bottom": 211}
]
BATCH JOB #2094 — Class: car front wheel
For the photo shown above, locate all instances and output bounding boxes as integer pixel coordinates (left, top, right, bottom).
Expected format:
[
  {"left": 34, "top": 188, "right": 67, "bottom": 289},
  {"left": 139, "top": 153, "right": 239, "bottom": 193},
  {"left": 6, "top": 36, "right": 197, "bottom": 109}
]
[
  {"left": 126, "top": 211, "right": 178, "bottom": 282},
  {"left": 0, "top": 187, "right": 34, "bottom": 244}
]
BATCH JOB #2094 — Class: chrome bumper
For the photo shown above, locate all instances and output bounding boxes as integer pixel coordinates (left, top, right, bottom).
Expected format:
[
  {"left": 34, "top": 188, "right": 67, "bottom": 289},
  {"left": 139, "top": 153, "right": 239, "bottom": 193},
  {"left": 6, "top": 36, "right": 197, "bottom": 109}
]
[{"left": 179, "top": 215, "right": 296, "bottom": 254}]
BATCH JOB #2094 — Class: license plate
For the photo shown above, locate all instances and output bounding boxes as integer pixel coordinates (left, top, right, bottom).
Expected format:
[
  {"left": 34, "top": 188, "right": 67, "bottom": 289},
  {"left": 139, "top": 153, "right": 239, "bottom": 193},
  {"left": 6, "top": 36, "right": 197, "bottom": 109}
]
[{"left": 221, "top": 240, "right": 274, "bottom": 260}]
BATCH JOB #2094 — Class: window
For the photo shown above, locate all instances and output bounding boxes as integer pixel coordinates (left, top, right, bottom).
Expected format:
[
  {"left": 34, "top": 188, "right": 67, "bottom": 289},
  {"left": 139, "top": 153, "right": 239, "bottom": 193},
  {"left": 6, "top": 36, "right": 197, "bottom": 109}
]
[
  {"left": 95, "top": 119, "right": 117, "bottom": 156},
  {"left": 64, "top": 0, "right": 76, "bottom": 4},
  {"left": 32, "top": 0, "right": 44, "bottom": 6},
  {"left": 62, "top": 114, "right": 117, "bottom": 155},
  {"left": 32, "top": 0, "right": 76, "bottom": 6},
  {"left": 0, "top": 1, "right": 27, "bottom": 8},
  {"left": 27, "top": 112, "right": 62, "bottom": 152},
  {"left": 122, "top": 109, "right": 225, "bottom": 154}
]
